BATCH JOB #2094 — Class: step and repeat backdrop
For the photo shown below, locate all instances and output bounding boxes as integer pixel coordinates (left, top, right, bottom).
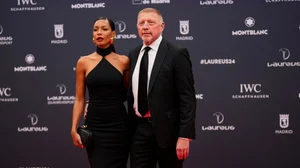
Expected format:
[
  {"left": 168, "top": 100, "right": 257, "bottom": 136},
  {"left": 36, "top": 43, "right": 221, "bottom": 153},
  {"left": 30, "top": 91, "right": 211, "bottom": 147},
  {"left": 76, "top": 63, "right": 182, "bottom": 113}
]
[{"left": 1, "top": 0, "right": 299, "bottom": 168}]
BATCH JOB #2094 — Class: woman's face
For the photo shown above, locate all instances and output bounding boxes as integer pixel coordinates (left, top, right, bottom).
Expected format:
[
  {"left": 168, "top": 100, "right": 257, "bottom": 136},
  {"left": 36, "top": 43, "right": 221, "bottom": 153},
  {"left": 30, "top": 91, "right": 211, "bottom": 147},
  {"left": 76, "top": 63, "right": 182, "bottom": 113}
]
[{"left": 93, "top": 19, "right": 115, "bottom": 48}]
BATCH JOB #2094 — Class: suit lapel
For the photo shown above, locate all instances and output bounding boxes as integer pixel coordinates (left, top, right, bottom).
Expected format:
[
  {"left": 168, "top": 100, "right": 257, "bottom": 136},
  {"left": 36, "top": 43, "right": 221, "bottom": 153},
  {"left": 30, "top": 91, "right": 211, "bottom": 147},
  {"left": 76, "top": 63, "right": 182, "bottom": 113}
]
[{"left": 148, "top": 39, "right": 168, "bottom": 94}]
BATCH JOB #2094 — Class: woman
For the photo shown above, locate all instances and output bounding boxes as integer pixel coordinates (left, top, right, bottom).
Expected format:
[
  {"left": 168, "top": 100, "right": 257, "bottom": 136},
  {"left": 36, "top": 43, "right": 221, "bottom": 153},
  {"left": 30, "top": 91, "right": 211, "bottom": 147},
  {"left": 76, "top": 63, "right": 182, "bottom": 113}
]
[{"left": 71, "top": 17, "right": 130, "bottom": 168}]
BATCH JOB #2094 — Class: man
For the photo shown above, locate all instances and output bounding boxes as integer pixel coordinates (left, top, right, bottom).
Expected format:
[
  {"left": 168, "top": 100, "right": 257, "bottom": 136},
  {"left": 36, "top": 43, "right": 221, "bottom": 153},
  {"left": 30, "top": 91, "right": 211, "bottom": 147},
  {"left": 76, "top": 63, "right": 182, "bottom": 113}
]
[{"left": 128, "top": 8, "right": 196, "bottom": 168}]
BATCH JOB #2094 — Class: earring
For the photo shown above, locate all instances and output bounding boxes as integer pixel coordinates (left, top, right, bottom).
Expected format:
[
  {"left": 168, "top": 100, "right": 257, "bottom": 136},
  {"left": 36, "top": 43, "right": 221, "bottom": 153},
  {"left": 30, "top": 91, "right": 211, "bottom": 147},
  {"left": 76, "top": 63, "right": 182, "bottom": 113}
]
[
  {"left": 92, "top": 37, "right": 97, "bottom": 46},
  {"left": 109, "top": 37, "right": 114, "bottom": 44}
]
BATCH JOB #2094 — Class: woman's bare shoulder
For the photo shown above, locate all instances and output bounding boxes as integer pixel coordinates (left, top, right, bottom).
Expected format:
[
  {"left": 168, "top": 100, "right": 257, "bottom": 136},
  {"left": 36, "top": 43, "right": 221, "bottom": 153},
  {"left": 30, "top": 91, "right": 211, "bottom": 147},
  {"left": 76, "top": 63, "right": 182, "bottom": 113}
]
[
  {"left": 77, "top": 53, "right": 96, "bottom": 63},
  {"left": 116, "top": 54, "right": 130, "bottom": 64}
]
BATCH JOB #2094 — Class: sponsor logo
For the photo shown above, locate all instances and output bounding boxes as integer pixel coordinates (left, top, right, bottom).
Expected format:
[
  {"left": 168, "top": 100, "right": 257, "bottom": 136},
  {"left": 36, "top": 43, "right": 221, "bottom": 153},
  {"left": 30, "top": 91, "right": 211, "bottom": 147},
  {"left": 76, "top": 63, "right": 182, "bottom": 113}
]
[
  {"left": 17, "top": 114, "right": 49, "bottom": 132},
  {"left": 266, "top": 0, "right": 300, "bottom": 3},
  {"left": 132, "top": 0, "right": 170, "bottom": 4},
  {"left": 51, "top": 24, "right": 68, "bottom": 44},
  {"left": 275, "top": 114, "right": 293, "bottom": 134},
  {"left": 71, "top": 1, "right": 105, "bottom": 9},
  {"left": 0, "top": 25, "right": 13, "bottom": 45},
  {"left": 176, "top": 20, "right": 193, "bottom": 41},
  {"left": 267, "top": 48, "right": 300, "bottom": 67},
  {"left": 232, "top": 17, "right": 268, "bottom": 36},
  {"left": 114, "top": 21, "right": 137, "bottom": 39},
  {"left": 202, "top": 112, "right": 235, "bottom": 131},
  {"left": 200, "top": 59, "right": 235, "bottom": 65},
  {"left": 0, "top": 88, "right": 19, "bottom": 102},
  {"left": 232, "top": 84, "right": 269, "bottom": 99},
  {"left": 14, "top": 54, "right": 47, "bottom": 72},
  {"left": 11, "top": 0, "right": 46, "bottom": 11},
  {"left": 47, "top": 84, "right": 75, "bottom": 105},
  {"left": 200, "top": 0, "right": 234, "bottom": 5},
  {"left": 195, "top": 94, "right": 204, "bottom": 100}
]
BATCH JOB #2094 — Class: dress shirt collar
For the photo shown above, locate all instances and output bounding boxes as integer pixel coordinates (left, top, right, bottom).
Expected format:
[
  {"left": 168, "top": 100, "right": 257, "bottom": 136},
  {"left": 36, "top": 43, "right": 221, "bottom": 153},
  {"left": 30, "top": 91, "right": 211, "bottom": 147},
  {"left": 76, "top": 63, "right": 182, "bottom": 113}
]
[{"left": 141, "top": 35, "right": 162, "bottom": 52}]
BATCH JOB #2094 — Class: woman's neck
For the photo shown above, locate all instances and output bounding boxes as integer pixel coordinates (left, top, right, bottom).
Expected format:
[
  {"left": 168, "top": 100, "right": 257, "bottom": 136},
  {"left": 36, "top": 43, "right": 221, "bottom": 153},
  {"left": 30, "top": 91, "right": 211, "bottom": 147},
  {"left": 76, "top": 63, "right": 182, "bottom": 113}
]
[{"left": 96, "top": 45, "right": 113, "bottom": 57}]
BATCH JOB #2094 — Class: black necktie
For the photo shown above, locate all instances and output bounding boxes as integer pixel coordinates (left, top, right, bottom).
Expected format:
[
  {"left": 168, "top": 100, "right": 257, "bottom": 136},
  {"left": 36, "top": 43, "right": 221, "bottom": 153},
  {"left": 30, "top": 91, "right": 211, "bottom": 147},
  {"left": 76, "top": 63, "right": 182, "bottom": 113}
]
[{"left": 138, "top": 47, "right": 151, "bottom": 116}]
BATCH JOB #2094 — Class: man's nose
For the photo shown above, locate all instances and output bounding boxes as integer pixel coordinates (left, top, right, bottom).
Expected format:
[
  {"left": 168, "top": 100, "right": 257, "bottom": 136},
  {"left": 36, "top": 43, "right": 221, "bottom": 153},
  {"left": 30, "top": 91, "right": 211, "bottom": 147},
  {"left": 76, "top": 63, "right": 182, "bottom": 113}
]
[{"left": 142, "top": 22, "right": 150, "bottom": 28}]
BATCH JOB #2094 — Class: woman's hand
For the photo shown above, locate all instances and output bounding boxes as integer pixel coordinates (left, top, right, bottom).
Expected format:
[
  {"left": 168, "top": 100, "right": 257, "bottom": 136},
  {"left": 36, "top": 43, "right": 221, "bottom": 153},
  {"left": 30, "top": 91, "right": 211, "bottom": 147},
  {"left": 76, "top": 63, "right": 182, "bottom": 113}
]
[{"left": 71, "top": 131, "right": 84, "bottom": 148}]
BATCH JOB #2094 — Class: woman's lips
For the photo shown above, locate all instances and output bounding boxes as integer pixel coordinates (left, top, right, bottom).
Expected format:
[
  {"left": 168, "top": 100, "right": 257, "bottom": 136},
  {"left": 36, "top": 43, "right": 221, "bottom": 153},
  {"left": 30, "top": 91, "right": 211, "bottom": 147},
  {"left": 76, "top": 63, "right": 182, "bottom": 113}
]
[{"left": 96, "top": 37, "right": 103, "bottom": 41}]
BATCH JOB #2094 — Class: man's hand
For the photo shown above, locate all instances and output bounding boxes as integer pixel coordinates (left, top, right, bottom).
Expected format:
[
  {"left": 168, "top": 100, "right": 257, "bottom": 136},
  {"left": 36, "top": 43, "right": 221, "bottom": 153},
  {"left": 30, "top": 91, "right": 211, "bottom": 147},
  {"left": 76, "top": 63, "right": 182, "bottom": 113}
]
[{"left": 176, "top": 138, "right": 190, "bottom": 160}]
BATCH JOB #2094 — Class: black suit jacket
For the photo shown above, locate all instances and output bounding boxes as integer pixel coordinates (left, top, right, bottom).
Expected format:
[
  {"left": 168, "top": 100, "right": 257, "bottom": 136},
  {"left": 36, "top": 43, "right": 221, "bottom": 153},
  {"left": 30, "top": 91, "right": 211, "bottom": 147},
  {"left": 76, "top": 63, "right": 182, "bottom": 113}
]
[{"left": 128, "top": 38, "right": 196, "bottom": 148}]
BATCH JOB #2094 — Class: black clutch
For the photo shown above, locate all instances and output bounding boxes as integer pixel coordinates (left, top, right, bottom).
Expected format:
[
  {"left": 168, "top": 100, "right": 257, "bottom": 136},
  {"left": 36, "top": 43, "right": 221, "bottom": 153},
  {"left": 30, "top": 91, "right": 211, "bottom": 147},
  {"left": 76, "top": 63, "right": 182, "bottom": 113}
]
[{"left": 77, "top": 125, "right": 92, "bottom": 147}]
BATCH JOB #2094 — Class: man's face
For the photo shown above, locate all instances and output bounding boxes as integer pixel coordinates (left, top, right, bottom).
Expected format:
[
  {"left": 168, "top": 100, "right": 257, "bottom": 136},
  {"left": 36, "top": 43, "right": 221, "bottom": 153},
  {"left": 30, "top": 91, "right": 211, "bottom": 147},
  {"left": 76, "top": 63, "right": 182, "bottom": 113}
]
[{"left": 137, "top": 12, "right": 164, "bottom": 46}]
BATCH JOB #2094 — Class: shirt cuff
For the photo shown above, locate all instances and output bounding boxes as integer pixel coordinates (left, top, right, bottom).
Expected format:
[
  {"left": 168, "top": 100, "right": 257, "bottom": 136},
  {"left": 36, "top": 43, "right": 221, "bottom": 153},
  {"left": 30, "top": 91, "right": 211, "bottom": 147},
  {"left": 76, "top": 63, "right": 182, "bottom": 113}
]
[{"left": 179, "top": 137, "right": 192, "bottom": 142}]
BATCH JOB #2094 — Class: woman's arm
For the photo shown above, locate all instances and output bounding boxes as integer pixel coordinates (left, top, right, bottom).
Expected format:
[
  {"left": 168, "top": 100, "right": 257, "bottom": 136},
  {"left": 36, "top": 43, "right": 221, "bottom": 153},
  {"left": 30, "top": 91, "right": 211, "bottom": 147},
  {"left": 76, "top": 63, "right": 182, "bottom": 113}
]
[{"left": 71, "top": 57, "right": 86, "bottom": 134}]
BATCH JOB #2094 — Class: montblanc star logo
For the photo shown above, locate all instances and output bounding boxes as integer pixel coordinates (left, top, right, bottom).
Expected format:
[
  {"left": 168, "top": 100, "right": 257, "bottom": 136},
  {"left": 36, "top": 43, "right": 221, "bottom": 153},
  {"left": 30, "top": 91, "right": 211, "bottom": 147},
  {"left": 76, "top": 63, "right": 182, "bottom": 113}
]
[
  {"left": 245, "top": 17, "right": 255, "bottom": 27},
  {"left": 25, "top": 54, "right": 35, "bottom": 64}
]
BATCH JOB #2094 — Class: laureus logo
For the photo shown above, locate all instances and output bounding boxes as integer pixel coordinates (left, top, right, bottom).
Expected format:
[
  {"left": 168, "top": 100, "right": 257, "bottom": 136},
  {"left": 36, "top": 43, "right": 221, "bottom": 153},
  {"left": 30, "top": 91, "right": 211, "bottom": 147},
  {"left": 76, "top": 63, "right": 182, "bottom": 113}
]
[
  {"left": 27, "top": 114, "right": 38, "bottom": 125},
  {"left": 115, "top": 21, "right": 126, "bottom": 33},
  {"left": 0, "top": 25, "right": 3, "bottom": 35},
  {"left": 0, "top": 25, "right": 13, "bottom": 45},
  {"left": 267, "top": 48, "right": 300, "bottom": 68},
  {"left": 56, "top": 84, "right": 67, "bottom": 95},
  {"left": 18, "top": 114, "right": 48, "bottom": 132},
  {"left": 202, "top": 112, "right": 235, "bottom": 131},
  {"left": 213, "top": 112, "right": 224, "bottom": 124},
  {"left": 47, "top": 84, "right": 75, "bottom": 105},
  {"left": 279, "top": 48, "right": 290, "bottom": 60},
  {"left": 114, "top": 21, "right": 137, "bottom": 39}
]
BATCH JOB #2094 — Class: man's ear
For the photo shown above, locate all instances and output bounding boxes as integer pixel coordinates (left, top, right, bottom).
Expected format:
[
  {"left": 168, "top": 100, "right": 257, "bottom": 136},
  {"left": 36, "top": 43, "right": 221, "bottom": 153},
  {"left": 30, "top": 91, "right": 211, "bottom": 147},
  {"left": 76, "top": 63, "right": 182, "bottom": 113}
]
[{"left": 161, "top": 22, "right": 165, "bottom": 31}]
